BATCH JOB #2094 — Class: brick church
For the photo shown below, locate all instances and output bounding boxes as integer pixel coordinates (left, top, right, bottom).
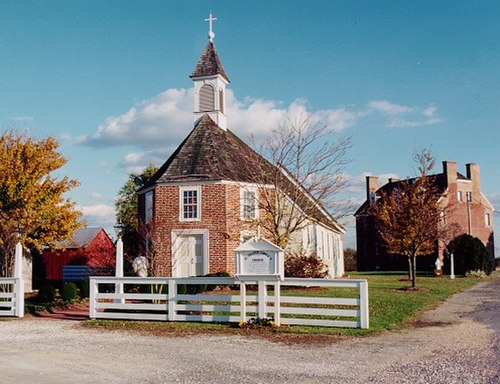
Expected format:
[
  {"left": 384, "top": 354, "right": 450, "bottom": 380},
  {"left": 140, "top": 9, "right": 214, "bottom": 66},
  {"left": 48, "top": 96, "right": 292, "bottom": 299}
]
[
  {"left": 355, "top": 161, "right": 495, "bottom": 271},
  {"left": 137, "top": 15, "right": 345, "bottom": 278}
]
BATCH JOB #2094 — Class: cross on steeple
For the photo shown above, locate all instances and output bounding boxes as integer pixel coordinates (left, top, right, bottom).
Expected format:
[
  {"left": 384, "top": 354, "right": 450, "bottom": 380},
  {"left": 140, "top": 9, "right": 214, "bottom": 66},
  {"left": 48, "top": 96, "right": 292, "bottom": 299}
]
[{"left": 205, "top": 11, "right": 217, "bottom": 42}]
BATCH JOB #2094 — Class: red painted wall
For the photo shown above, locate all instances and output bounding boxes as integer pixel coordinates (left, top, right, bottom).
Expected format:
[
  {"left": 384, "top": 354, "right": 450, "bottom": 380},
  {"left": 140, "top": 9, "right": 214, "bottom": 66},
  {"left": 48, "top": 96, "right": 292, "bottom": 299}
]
[{"left": 42, "top": 229, "right": 115, "bottom": 282}]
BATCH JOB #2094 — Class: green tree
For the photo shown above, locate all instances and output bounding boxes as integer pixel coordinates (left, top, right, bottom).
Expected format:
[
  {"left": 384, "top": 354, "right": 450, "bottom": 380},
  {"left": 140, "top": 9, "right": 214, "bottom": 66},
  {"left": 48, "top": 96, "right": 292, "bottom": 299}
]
[
  {"left": 115, "top": 163, "right": 158, "bottom": 258},
  {"left": 370, "top": 149, "right": 446, "bottom": 287},
  {"left": 448, "top": 234, "right": 493, "bottom": 275},
  {"left": 0, "top": 131, "right": 83, "bottom": 277}
]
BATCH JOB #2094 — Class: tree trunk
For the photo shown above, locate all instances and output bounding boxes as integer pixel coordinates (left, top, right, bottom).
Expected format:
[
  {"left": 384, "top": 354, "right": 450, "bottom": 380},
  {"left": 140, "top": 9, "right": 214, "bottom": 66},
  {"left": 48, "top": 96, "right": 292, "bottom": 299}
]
[
  {"left": 407, "top": 257, "right": 413, "bottom": 280},
  {"left": 412, "top": 255, "right": 417, "bottom": 287}
]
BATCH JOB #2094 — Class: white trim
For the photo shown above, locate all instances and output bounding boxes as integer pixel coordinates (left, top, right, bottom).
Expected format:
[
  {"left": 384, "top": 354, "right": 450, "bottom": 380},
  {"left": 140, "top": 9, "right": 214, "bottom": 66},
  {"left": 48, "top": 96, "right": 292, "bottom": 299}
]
[
  {"left": 179, "top": 186, "right": 201, "bottom": 222},
  {"left": 171, "top": 229, "right": 209, "bottom": 277}
]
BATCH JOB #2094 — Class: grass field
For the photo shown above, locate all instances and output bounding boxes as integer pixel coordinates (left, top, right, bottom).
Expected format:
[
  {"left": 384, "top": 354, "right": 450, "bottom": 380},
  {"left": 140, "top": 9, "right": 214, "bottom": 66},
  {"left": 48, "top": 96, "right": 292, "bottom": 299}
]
[{"left": 84, "top": 271, "right": 498, "bottom": 338}]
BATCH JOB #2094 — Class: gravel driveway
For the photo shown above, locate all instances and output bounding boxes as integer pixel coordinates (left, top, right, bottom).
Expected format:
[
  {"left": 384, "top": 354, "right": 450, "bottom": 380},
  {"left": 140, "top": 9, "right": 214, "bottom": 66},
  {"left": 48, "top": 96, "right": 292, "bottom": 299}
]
[{"left": 0, "top": 278, "right": 498, "bottom": 384}]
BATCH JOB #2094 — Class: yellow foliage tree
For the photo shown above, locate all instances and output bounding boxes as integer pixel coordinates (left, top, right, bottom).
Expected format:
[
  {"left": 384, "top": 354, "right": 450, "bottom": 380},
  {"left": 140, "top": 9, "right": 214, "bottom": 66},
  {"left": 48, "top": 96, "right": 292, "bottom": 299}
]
[{"left": 0, "top": 131, "right": 83, "bottom": 277}]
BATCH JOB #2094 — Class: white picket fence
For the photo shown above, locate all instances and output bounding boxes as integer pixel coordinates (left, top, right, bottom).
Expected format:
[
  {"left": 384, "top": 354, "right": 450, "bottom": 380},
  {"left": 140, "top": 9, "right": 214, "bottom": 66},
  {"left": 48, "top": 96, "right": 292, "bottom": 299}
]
[
  {"left": 0, "top": 278, "right": 24, "bottom": 318},
  {"left": 89, "top": 276, "right": 369, "bottom": 328}
]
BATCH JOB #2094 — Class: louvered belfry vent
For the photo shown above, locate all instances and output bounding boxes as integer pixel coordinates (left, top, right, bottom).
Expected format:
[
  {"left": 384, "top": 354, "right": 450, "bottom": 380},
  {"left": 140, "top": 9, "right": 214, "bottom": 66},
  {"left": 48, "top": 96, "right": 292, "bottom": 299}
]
[{"left": 199, "top": 84, "right": 215, "bottom": 112}]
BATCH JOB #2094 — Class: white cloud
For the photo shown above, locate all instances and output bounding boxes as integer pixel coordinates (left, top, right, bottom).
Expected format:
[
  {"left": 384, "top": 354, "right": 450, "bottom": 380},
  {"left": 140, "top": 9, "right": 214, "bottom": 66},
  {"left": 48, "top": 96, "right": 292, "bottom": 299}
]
[
  {"left": 368, "top": 100, "right": 413, "bottom": 115},
  {"left": 90, "top": 192, "right": 103, "bottom": 200},
  {"left": 82, "top": 88, "right": 364, "bottom": 151},
  {"left": 12, "top": 116, "right": 34, "bottom": 121},
  {"left": 368, "top": 100, "right": 442, "bottom": 128},
  {"left": 79, "top": 204, "right": 115, "bottom": 227}
]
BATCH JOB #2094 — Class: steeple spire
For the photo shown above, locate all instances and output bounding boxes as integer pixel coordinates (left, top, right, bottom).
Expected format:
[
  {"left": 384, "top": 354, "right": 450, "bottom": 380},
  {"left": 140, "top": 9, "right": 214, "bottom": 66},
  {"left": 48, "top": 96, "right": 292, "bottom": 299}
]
[{"left": 190, "top": 12, "right": 230, "bottom": 131}]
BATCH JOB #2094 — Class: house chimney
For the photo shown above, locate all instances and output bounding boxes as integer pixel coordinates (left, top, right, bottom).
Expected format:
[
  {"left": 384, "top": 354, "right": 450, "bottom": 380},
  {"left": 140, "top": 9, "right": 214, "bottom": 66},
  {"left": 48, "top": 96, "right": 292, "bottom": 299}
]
[
  {"left": 388, "top": 177, "right": 400, "bottom": 184},
  {"left": 366, "top": 176, "right": 379, "bottom": 203},
  {"left": 442, "top": 161, "right": 457, "bottom": 187},
  {"left": 466, "top": 163, "right": 480, "bottom": 195}
]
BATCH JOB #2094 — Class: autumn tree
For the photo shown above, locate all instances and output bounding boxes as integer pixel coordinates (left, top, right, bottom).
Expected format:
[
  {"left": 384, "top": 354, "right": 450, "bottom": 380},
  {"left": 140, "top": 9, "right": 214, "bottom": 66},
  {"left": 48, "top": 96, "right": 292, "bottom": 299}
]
[
  {"left": 0, "top": 131, "right": 83, "bottom": 278},
  {"left": 369, "top": 149, "right": 445, "bottom": 287},
  {"left": 254, "top": 115, "right": 351, "bottom": 248},
  {"left": 115, "top": 163, "right": 158, "bottom": 260}
]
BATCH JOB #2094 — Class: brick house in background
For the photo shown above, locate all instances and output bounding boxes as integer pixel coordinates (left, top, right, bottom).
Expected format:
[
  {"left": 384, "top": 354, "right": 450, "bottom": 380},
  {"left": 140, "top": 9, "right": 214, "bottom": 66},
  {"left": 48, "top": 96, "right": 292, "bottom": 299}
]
[
  {"left": 355, "top": 161, "right": 495, "bottom": 271},
  {"left": 41, "top": 227, "right": 115, "bottom": 284},
  {"left": 137, "top": 27, "right": 345, "bottom": 278}
]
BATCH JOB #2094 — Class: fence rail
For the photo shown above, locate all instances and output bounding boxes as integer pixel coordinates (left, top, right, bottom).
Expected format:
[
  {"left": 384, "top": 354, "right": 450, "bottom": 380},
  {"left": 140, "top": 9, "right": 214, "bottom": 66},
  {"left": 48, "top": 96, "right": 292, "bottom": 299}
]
[
  {"left": 89, "top": 276, "right": 369, "bottom": 328},
  {"left": 0, "top": 278, "right": 24, "bottom": 318}
]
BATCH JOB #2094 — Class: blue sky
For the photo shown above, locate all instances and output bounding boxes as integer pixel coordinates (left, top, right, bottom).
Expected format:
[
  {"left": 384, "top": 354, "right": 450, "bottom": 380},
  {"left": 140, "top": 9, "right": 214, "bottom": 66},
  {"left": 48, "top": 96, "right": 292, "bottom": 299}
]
[{"left": 1, "top": 1, "right": 499, "bottom": 250}]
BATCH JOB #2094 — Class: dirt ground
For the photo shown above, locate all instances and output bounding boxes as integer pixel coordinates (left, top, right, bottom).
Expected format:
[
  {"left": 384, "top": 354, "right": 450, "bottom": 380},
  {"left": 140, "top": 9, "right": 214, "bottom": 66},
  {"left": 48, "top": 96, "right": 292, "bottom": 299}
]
[{"left": 0, "top": 277, "right": 498, "bottom": 384}]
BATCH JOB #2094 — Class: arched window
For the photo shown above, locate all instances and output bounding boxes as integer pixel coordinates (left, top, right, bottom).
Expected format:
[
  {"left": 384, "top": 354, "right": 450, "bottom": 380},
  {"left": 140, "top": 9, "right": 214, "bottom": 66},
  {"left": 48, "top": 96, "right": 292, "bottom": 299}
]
[{"left": 199, "top": 84, "right": 215, "bottom": 112}]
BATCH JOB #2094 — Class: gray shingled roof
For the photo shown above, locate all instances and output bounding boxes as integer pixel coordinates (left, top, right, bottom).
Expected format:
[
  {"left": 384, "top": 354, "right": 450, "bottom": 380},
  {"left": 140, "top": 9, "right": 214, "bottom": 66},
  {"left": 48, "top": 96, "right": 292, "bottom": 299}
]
[
  {"left": 53, "top": 227, "right": 102, "bottom": 249},
  {"left": 141, "top": 115, "right": 343, "bottom": 233},
  {"left": 190, "top": 42, "right": 230, "bottom": 82}
]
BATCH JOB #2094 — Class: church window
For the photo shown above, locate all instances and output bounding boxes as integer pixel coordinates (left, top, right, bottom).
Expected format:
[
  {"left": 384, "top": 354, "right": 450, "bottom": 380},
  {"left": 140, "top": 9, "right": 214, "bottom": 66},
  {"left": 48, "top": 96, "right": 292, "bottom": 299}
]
[
  {"left": 240, "top": 188, "right": 257, "bottom": 220},
  {"left": 199, "top": 84, "right": 215, "bottom": 112},
  {"left": 180, "top": 186, "right": 201, "bottom": 221}
]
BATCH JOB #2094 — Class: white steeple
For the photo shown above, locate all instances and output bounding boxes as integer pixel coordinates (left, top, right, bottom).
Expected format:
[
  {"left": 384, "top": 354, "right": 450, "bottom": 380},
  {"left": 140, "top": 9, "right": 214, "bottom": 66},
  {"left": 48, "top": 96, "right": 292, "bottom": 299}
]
[{"left": 190, "top": 12, "right": 230, "bottom": 130}]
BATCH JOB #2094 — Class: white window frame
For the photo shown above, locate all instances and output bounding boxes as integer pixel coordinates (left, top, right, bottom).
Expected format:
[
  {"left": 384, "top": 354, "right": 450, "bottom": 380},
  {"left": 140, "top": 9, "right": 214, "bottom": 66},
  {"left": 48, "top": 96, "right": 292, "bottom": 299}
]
[
  {"left": 485, "top": 213, "right": 491, "bottom": 226},
  {"left": 457, "top": 190, "right": 463, "bottom": 202},
  {"left": 240, "top": 187, "right": 258, "bottom": 220},
  {"left": 179, "top": 186, "right": 201, "bottom": 221}
]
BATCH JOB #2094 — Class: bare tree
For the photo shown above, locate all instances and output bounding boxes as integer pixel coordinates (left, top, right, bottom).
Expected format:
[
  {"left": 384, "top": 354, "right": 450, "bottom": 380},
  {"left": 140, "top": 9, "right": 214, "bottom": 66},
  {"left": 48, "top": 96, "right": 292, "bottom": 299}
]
[
  {"left": 370, "top": 148, "right": 448, "bottom": 287},
  {"left": 253, "top": 115, "right": 351, "bottom": 248}
]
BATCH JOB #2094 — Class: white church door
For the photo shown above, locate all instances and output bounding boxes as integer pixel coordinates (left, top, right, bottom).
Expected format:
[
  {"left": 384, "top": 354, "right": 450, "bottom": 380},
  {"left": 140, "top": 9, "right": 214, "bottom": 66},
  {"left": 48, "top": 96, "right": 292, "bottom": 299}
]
[{"left": 172, "top": 231, "right": 207, "bottom": 277}]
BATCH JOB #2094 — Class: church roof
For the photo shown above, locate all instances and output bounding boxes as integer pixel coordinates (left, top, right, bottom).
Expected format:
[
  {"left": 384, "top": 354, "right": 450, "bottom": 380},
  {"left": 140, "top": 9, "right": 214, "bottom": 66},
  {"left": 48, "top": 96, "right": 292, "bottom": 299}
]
[
  {"left": 143, "top": 114, "right": 268, "bottom": 185},
  {"left": 141, "top": 115, "right": 343, "bottom": 233},
  {"left": 190, "top": 42, "right": 230, "bottom": 82}
]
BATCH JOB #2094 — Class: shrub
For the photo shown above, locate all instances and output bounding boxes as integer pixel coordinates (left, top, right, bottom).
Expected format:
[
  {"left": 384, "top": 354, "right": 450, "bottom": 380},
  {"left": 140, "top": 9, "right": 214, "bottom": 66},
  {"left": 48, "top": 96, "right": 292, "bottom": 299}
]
[
  {"left": 177, "top": 284, "right": 186, "bottom": 295},
  {"left": 61, "top": 282, "right": 78, "bottom": 302},
  {"left": 465, "top": 270, "right": 487, "bottom": 279},
  {"left": 37, "top": 284, "right": 56, "bottom": 303},
  {"left": 79, "top": 279, "right": 90, "bottom": 298},
  {"left": 344, "top": 248, "right": 357, "bottom": 272},
  {"left": 205, "top": 271, "right": 231, "bottom": 291},
  {"left": 284, "top": 249, "right": 328, "bottom": 278},
  {"left": 448, "top": 234, "right": 493, "bottom": 275}
]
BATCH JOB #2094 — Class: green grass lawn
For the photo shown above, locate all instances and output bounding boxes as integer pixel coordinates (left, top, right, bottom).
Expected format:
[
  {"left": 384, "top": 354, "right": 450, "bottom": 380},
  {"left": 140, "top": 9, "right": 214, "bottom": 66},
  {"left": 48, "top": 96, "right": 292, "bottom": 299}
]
[{"left": 84, "top": 271, "right": 498, "bottom": 338}]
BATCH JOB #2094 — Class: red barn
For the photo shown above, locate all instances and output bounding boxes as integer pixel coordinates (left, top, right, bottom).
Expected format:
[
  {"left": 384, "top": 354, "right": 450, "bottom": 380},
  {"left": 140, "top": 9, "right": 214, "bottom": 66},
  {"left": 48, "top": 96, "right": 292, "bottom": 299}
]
[{"left": 42, "top": 227, "right": 115, "bottom": 283}]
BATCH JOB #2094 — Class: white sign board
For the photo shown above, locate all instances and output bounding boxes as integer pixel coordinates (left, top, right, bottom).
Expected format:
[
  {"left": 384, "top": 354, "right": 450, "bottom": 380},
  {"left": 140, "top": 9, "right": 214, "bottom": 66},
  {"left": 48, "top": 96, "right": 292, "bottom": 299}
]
[
  {"left": 235, "top": 238, "right": 284, "bottom": 280},
  {"left": 241, "top": 251, "right": 275, "bottom": 275}
]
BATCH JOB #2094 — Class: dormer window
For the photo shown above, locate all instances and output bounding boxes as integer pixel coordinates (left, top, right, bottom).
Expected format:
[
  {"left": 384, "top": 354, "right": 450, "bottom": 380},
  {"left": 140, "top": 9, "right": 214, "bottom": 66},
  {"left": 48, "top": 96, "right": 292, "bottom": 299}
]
[{"left": 199, "top": 84, "right": 215, "bottom": 112}]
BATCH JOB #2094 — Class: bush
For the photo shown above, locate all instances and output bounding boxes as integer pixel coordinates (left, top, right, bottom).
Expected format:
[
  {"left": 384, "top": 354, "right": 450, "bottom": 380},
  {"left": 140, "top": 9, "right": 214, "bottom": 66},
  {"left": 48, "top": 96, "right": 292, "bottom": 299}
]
[
  {"left": 465, "top": 270, "right": 487, "bottom": 279},
  {"left": 37, "top": 284, "right": 56, "bottom": 303},
  {"left": 205, "top": 271, "right": 231, "bottom": 291},
  {"left": 448, "top": 234, "right": 493, "bottom": 275},
  {"left": 284, "top": 249, "right": 328, "bottom": 278},
  {"left": 177, "top": 284, "right": 186, "bottom": 295},
  {"left": 344, "top": 248, "right": 357, "bottom": 272},
  {"left": 79, "top": 279, "right": 90, "bottom": 298},
  {"left": 61, "top": 282, "right": 78, "bottom": 302}
]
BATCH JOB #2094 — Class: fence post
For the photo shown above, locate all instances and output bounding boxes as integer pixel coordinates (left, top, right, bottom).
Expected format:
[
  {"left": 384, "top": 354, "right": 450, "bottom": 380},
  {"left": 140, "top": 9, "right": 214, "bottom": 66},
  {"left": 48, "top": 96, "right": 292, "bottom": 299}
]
[
  {"left": 273, "top": 281, "right": 280, "bottom": 326},
  {"left": 167, "top": 279, "right": 176, "bottom": 321},
  {"left": 15, "top": 278, "right": 24, "bottom": 318},
  {"left": 258, "top": 280, "right": 266, "bottom": 319},
  {"left": 89, "top": 278, "right": 96, "bottom": 319},
  {"left": 239, "top": 282, "right": 246, "bottom": 323},
  {"left": 114, "top": 237, "right": 124, "bottom": 304},
  {"left": 359, "top": 280, "right": 369, "bottom": 329}
]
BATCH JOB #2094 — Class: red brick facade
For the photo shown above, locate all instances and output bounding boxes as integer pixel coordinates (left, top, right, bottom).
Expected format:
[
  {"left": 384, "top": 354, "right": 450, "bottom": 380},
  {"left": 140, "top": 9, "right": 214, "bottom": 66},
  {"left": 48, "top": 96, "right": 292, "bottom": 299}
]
[
  {"left": 355, "top": 161, "right": 494, "bottom": 271},
  {"left": 147, "top": 183, "right": 260, "bottom": 276}
]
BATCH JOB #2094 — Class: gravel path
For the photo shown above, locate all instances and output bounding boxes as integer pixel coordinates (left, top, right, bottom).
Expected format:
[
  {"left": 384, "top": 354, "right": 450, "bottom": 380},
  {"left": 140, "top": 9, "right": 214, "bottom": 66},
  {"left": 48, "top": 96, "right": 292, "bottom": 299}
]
[{"left": 0, "top": 277, "right": 498, "bottom": 384}]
